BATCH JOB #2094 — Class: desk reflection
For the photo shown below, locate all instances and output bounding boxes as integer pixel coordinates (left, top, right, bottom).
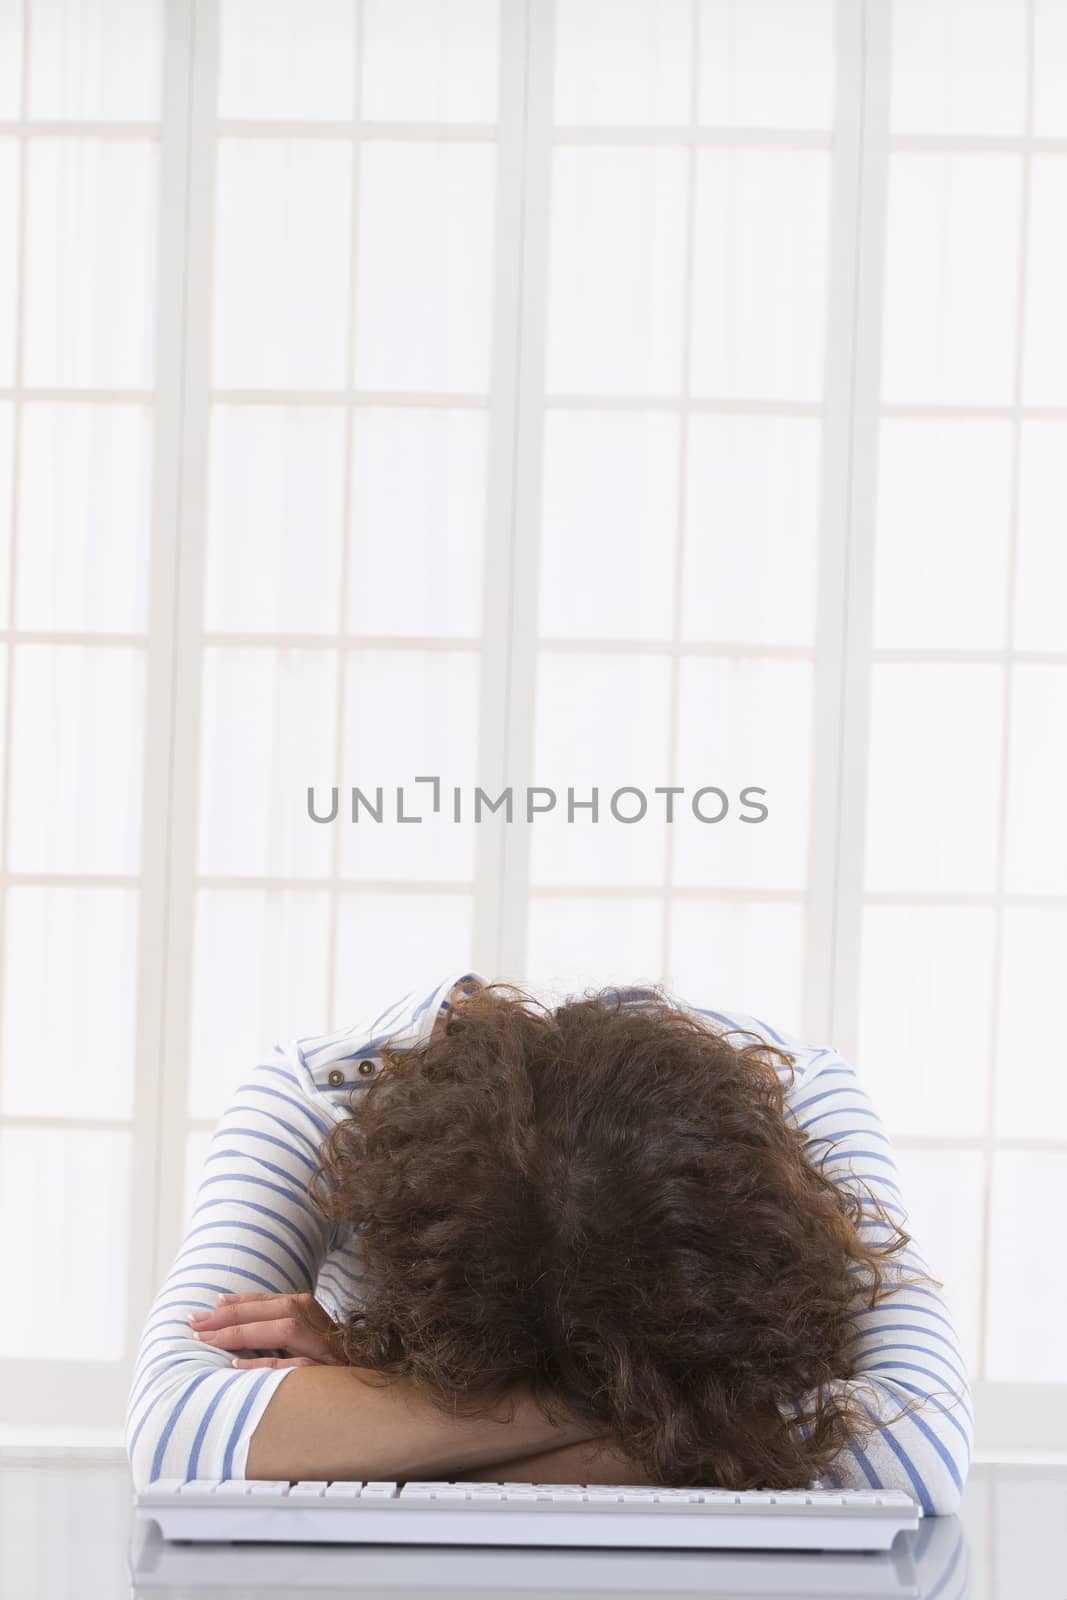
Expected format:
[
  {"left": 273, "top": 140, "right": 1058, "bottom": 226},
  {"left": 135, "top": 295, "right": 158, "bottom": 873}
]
[{"left": 129, "top": 1505, "right": 967, "bottom": 1599}]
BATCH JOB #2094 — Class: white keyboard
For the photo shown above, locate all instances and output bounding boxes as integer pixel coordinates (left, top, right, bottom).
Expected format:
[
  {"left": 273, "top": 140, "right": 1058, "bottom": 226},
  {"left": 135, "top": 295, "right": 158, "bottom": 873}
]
[{"left": 136, "top": 1479, "right": 921, "bottom": 1552}]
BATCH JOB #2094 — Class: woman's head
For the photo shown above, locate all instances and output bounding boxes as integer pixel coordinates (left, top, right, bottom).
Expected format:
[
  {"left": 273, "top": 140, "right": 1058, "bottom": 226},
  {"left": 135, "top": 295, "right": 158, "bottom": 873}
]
[{"left": 309, "top": 983, "right": 933, "bottom": 1489}]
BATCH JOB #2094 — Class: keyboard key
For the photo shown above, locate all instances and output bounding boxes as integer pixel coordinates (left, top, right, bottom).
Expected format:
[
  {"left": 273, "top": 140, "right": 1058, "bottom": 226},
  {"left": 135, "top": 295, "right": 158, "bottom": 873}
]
[
  {"left": 247, "top": 1482, "right": 290, "bottom": 1497},
  {"left": 360, "top": 1482, "right": 399, "bottom": 1500},
  {"left": 396, "top": 1485, "right": 470, "bottom": 1504},
  {"left": 175, "top": 1480, "right": 222, "bottom": 1499},
  {"left": 137, "top": 1480, "right": 186, "bottom": 1504},
  {"left": 324, "top": 1482, "right": 364, "bottom": 1500},
  {"left": 211, "top": 1480, "right": 255, "bottom": 1502},
  {"left": 290, "top": 1482, "right": 328, "bottom": 1498}
]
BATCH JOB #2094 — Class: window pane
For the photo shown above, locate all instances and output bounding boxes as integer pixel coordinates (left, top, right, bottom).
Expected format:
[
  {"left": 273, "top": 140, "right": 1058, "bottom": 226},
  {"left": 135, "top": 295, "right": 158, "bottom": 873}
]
[
  {"left": 17, "top": 403, "right": 152, "bottom": 633},
  {"left": 873, "top": 419, "right": 1012, "bottom": 650},
  {"left": 347, "top": 407, "right": 487, "bottom": 638},
  {"left": 987, "top": 1151, "right": 1067, "bottom": 1382},
  {"left": 864, "top": 664, "right": 1003, "bottom": 894},
  {"left": 1015, "top": 422, "right": 1067, "bottom": 651},
  {"left": 526, "top": 895, "right": 664, "bottom": 994},
  {"left": 1004, "top": 665, "right": 1067, "bottom": 895},
  {"left": 353, "top": 142, "right": 496, "bottom": 394},
  {"left": 668, "top": 898, "right": 805, "bottom": 1035},
  {"left": 889, "top": 0, "right": 1026, "bottom": 136},
  {"left": 858, "top": 905, "right": 994, "bottom": 1138},
  {"left": 0, "top": 401, "right": 12, "bottom": 626},
  {"left": 335, "top": 891, "right": 474, "bottom": 1019},
  {"left": 198, "top": 647, "right": 337, "bottom": 878},
  {"left": 206, "top": 405, "right": 346, "bottom": 634},
  {"left": 1, "top": 886, "right": 139, "bottom": 1121},
  {"left": 892, "top": 1148, "right": 983, "bottom": 1379},
  {"left": 996, "top": 909, "right": 1067, "bottom": 1140},
  {"left": 698, "top": 0, "right": 835, "bottom": 131},
  {"left": 1034, "top": 0, "right": 1067, "bottom": 135},
  {"left": 0, "top": 1129, "right": 130, "bottom": 1360},
  {"left": 188, "top": 889, "right": 331, "bottom": 1120},
  {"left": 0, "top": 2, "right": 21, "bottom": 118},
  {"left": 546, "top": 147, "right": 688, "bottom": 397},
  {"left": 690, "top": 150, "right": 830, "bottom": 402},
  {"left": 218, "top": 0, "right": 357, "bottom": 120},
  {"left": 0, "top": 646, "right": 6, "bottom": 847},
  {"left": 882, "top": 154, "right": 1021, "bottom": 406},
  {"left": 0, "top": 138, "right": 18, "bottom": 387},
  {"left": 674, "top": 658, "right": 812, "bottom": 891},
  {"left": 554, "top": 0, "right": 690, "bottom": 126},
  {"left": 1022, "top": 157, "right": 1067, "bottom": 406},
  {"left": 530, "top": 654, "right": 672, "bottom": 888},
  {"left": 682, "top": 414, "right": 820, "bottom": 646},
  {"left": 539, "top": 411, "right": 679, "bottom": 641},
  {"left": 9, "top": 644, "right": 146, "bottom": 874},
  {"left": 24, "top": 140, "right": 159, "bottom": 389},
  {"left": 339, "top": 650, "right": 481, "bottom": 883},
  {"left": 362, "top": 0, "right": 499, "bottom": 124},
  {"left": 29, "top": 0, "right": 163, "bottom": 121},
  {"left": 213, "top": 140, "right": 352, "bottom": 390}
]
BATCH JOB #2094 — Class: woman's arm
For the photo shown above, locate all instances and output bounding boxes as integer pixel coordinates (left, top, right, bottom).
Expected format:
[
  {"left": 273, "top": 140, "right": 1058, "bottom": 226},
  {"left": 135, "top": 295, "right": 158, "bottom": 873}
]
[
  {"left": 245, "top": 1367, "right": 602, "bottom": 1481},
  {"left": 126, "top": 1037, "right": 600, "bottom": 1488},
  {"left": 453, "top": 1434, "right": 650, "bottom": 1486},
  {"left": 786, "top": 1045, "right": 974, "bottom": 1515},
  {"left": 125, "top": 1054, "right": 336, "bottom": 1489}
]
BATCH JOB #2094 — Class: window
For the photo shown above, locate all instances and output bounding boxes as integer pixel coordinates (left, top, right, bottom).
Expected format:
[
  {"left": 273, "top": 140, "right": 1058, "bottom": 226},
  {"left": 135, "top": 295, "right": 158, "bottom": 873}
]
[{"left": 0, "top": 0, "right": 1063, "bottom": 1451}]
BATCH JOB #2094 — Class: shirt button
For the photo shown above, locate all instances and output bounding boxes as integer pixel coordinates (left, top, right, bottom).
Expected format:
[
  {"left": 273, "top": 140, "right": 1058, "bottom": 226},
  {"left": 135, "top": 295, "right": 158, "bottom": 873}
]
[
  {"left": 357, "top": 1059, "right": 376, "bottom": 1077},
  {"left": 327, "top": 1068, "right": 345, "bottom": 1088}
]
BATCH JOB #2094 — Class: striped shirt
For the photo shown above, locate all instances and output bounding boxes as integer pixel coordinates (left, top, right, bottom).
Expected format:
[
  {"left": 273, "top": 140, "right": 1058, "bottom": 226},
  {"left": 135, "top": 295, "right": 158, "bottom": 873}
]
[{"left": 125, "top": 971, "right": 973, "bottom": 1516}]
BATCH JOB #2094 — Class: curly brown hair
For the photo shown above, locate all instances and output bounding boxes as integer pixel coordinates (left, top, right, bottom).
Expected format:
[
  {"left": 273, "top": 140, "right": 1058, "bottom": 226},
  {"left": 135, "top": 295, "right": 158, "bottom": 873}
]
[{"left": 308, "top": 982, "right": 941, "bottom": 1489}]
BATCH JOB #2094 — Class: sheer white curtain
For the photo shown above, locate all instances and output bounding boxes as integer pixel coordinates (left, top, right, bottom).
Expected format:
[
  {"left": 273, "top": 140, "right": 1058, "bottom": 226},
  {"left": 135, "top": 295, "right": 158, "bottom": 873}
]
[{"left": 0, "top": 0, "right": 1064, "bottom": 1449}]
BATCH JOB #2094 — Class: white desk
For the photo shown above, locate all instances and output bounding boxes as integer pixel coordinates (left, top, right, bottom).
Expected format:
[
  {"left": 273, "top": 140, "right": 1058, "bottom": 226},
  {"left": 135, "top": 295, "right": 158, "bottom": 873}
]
[{"left": 1, "top": 1454, "right": 1063, "bottom": 1598}]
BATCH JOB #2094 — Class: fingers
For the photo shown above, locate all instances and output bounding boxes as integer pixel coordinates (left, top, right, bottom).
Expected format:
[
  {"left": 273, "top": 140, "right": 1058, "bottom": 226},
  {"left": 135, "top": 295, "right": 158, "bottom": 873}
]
[
  {"left": 187, "top": 1291, "right": 342, "bottom": 1363},
  {"left": 190, "top": 1315, "right": 335, "bottom": 1359},
  {"left": 189, "top": 1292, "right": 325, "bottom": 1335},
  {"left": 230, "top": 1356, "right": 318, "bottom": 1369}
]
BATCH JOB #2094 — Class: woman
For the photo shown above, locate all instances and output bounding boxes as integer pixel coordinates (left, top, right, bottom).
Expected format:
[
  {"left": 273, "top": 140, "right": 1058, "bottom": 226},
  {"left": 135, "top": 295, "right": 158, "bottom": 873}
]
[{"left": 125, "top": 971, "right": 972, "bottom": 1513}]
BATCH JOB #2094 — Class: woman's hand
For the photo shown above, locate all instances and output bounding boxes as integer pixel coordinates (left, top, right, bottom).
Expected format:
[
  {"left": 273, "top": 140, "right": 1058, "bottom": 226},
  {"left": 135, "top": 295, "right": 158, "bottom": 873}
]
[{"left": 188, "top": 1292, "right": 344, "bottom": 1369}]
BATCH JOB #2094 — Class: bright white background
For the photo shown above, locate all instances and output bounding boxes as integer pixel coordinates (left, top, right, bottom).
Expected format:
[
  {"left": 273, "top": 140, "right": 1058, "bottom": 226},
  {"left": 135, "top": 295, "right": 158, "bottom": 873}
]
[{"left": 0, "top": 0, "right": 1065, "bottom": 1454}]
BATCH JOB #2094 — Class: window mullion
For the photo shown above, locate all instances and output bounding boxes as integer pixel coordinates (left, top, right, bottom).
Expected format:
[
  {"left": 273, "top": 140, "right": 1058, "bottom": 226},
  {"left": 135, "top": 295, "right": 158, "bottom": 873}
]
[
  {"left": 123, "top": 0, "right": 199, "bottom": 1373},
  {"left": 488, "top": 0, "right": 556, "bottom": 982},
  {"left": 470, "top": 0, "right": 531, "bottom": 975},
  {"left": 148, "top": 0, "right": 221, "bottom": 1295},
  {"left": 816, "top": 0, "right": 893, "bottom": 1056}
]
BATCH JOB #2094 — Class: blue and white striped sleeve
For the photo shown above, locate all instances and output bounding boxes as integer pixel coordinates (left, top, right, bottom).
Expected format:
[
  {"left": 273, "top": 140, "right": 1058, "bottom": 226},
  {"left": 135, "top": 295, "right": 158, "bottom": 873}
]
[
  {"left": 785, "top": 1045, "right": 974, "bottom": 1516},
  {"left": 124, "top": 1051, "right": 338, "bottom": 1492}
]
